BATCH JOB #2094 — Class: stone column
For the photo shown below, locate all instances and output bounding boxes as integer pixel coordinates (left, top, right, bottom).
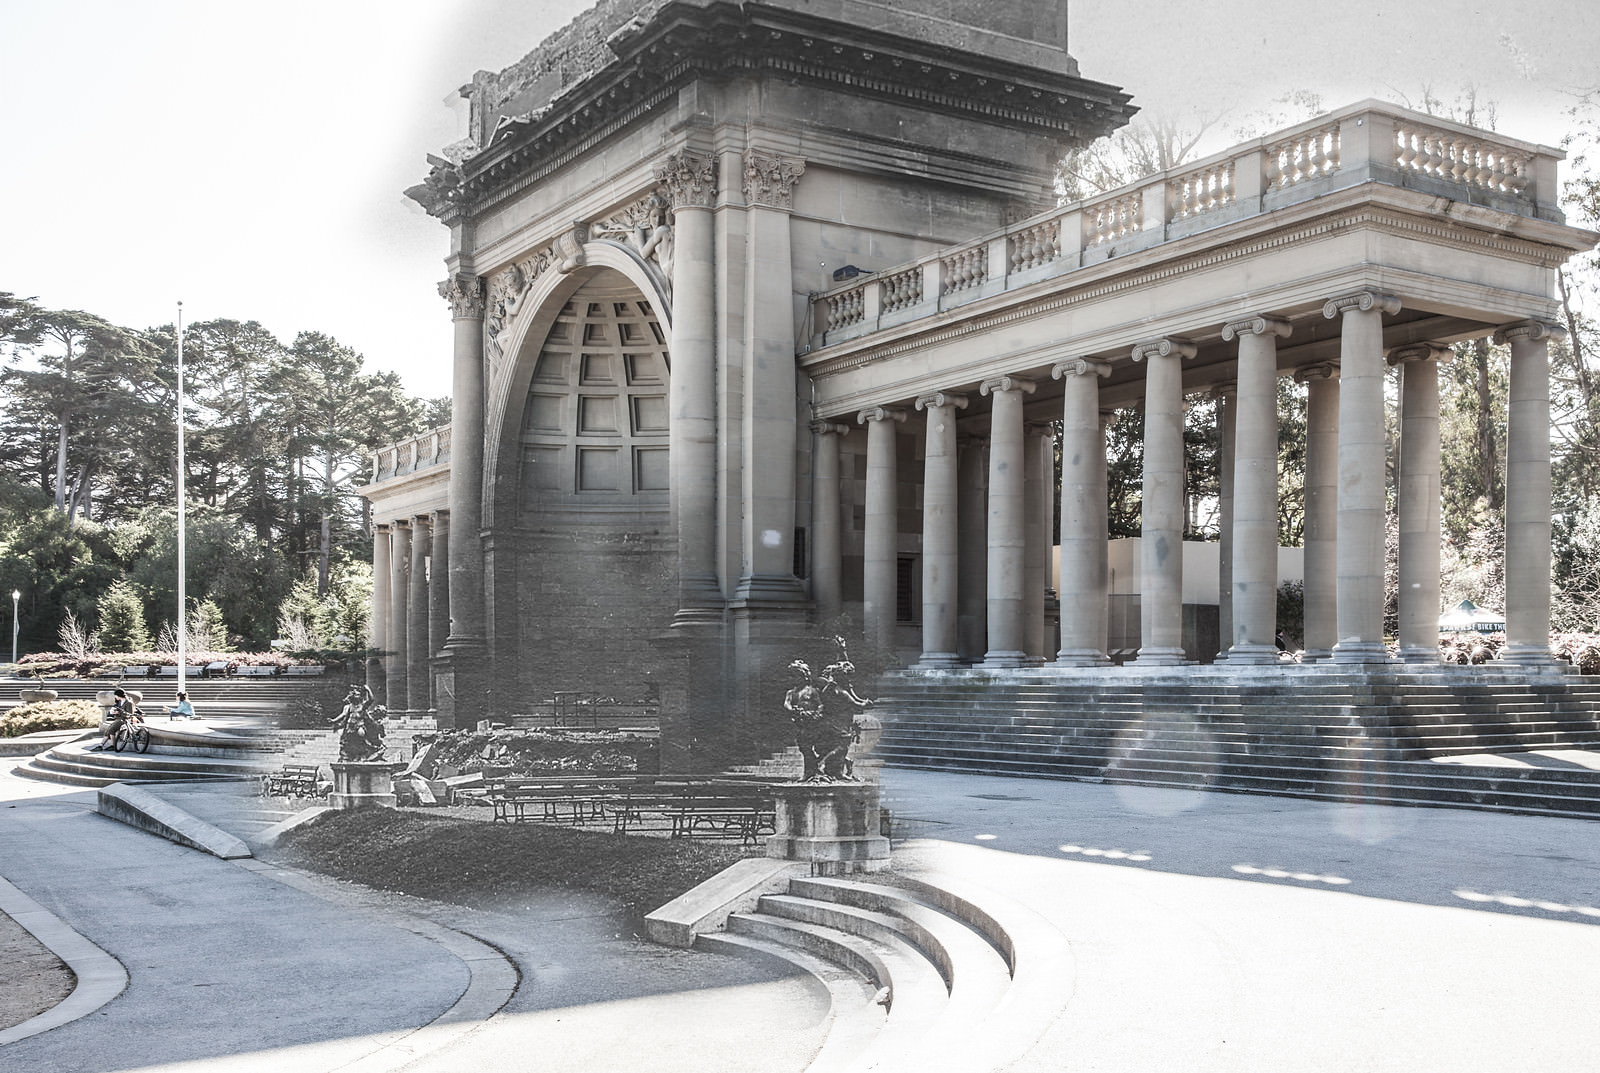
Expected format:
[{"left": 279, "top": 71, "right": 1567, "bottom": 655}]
[
  {"left": 428, "top": 509, "right": 450, "bottom": 670},
  {"left": 1212, "top": 383, "right": 1236, "bottom": 660},
  {"left": 1052, "top": 359, "right": 1111, "bottom": 665},
  {"left": 388, "top": 522, "right": 411, "bottom": 712},
  {"left": 658, "top": 150, "right": 723, "bottom": 621},
  {"left": 368, "top": 523, "right": 390, "bottom": 698},
  {"left": 1132, "top": 338, "right": 1196, "bottom": 666},
  {"left": 809, "top": 421, "right": 850, "bottom": 624},
  {"left": 1024, "top": 423, "right": 1052, "bottom": 662},
  {"left": 1389, "top": 343, "right": 1450, "bottom": 662},
  {"left": 1223, "top": 316, "right": 1291, "bottom": 663},
  {"left": 979, "top": 376, "right": 1035, "bottom": 667},
  {"left": 957, "top": 436, "right": 989, "bottom": 661},
  {"left": 915, "top": 392, "right": 968, "bottom": 667},
  {"left": 438, "top": 274, "right": 488, "bottom": 721},
  {"left": 1324, "top": 292, "right": 1400, "bottom": 663},
  {"left": 858, "top": 406, "right": 906, "bottom": 654},
  {"left": 1296, "top": 363, "right": 1340, "bottom": 660},
  {"left": 407, "top": 516, "right": 431, "bottom": 710},
  {"left": 734, "top": 150, "right": 807, "bottom": 608},
  {"left": 1496, "top": 321, "right": 1563, "bottom": 665}
]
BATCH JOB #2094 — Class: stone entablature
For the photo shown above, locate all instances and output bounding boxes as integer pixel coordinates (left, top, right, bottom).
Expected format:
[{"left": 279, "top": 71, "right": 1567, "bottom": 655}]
[{"left": 805, "top": 100, "right": 1570, "bottom": 356}]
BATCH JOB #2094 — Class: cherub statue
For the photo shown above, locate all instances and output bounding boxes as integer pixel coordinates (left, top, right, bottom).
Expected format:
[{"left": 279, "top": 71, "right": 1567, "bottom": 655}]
[
  {"left": 783, "top": 636, "right": 874, "bottom": 782},
  {"left": 332, "top": 683, "right": 388, "bottom": 762}
]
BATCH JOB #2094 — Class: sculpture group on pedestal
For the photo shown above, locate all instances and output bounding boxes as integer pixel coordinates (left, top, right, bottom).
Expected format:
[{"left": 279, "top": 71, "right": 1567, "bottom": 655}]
[
  {"left": 783, "top": 636, "right": 875, "bottom": 782},
  {"left": 332, "top": 684, "right": 388, "bottom": 762}
]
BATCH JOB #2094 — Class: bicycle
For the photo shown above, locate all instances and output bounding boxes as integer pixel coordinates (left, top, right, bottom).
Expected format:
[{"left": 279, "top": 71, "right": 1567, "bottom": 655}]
[{"left": 113, "top": 712, "right": 151, "bottom": 754}]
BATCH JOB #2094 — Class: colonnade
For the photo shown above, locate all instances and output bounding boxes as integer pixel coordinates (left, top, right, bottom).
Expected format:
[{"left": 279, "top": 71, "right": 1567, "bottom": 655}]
[
  {"left": 368, "top": 510, "right": 451, "bottom": 711},
  {"left": 810, "top": 290, "right": 1561, "bottom": 671}
]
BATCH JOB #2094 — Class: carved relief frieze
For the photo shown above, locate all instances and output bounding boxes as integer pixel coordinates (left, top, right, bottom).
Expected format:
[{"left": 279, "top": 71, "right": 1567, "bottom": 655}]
[
  {"left": 594, "top": 190, "right": 674, "bottom": 284},
  {"left": 743, "top": 150, "right": 806, "bottom": 210}
]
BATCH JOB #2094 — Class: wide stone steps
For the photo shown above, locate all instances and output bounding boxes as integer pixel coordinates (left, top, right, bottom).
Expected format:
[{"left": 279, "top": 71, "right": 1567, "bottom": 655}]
[
  {"left": 697, "top": 873, "right": 1068, "bottom": 1073},
  {"left": 13, "top": 738, "right": 271, "bottom": 787}
]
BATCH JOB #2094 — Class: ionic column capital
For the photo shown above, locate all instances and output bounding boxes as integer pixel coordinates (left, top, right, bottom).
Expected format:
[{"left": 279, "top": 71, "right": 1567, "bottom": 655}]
[
  {"left": 743, "top": 149, "right": 805, "bottom": 210},
  {"left": 1493, "top": 319, "right": 1566, "bottom": 346},
  {"left": 1210, "top": 379, "right": 1237, "bottom": 399},
  {"left": 432, "top": 507, "right": 450, "bottom": 521},
  {"left": 657, "top": 148, "right": 718, "bottom": 210},
  {"left": 809, "top": 419, "right": 852, "bottom": 436},
  {"left": 1386, "top": 341, "right": 1454, "bottom": 366},
  {"left": 1293, "top": 361, "right": 1341, "bottom": 384},
  {"left": 1026, "top": 422, "right": 1055, "bottom": 439},
  {"left": 1221, "top": 315, "right": 1292, "bottom": 341},
  {"left": 1322, "top": 291, "right": 1401, "bottom": 319},
  {"left": 375, "top": 522, "right": 392, "bottom": 534},
  {"left": 856, "top": 406, "right": 907, "bottom": 426},
  {"left": 411, "top": 514, "right": 433, "bottom": 529},
  {"left": 392, "top": 518, "right": 412, "bottom": 531},
  {"left": 915, "top": 391, "right": 970, "bottom": 411},
  {"left": 979, "top": 375, "right": 1036, "bottom": 397},
  {"left": 1051, "top": 358, "right": 1111, "bottom": 380},
  {"left": 1099, "top": 408, "right": 1118, "bottom": 429},
  {"left": 1130, "top": 337, "right": 1197, "bottom": 362},
  {"left": 438, "top": 274, "right": 487, "bottom": 320}
]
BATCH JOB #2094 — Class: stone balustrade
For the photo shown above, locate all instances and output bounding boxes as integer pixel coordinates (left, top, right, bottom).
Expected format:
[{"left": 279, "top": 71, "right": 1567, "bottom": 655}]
[
  {"left": 806, "top": 100, "right": 1564, "bottom": 351},
  {"left": 372, "top": 425, "right": 452, "bottom": 481}
]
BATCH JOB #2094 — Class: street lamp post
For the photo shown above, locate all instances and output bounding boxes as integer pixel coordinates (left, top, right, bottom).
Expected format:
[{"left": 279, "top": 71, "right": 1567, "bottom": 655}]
[{"left": 11, "top": 589, "right": 19, "bottom": 666}]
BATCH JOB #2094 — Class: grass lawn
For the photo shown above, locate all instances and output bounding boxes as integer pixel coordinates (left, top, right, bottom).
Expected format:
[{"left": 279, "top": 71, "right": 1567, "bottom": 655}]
[{"left": 269, "top": 807, "right": 761, "bottom": 920}]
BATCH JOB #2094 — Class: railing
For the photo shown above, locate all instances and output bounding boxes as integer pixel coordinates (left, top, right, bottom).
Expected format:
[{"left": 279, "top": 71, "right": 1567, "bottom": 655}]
[
  {"left": 806, "top": 100, "right": 1562, "bottom": 350},
  {"left": 373, "top": 425, "right": 452, "bottom": 481}
]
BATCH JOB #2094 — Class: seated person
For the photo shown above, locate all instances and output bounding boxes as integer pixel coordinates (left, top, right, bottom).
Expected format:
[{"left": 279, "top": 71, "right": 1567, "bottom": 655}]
[
  {"left": 94, "top": 689, "right": 140, "bottom": 750},
  {"left": 162, "top": 691, "right": 195, "bottom": 719}
]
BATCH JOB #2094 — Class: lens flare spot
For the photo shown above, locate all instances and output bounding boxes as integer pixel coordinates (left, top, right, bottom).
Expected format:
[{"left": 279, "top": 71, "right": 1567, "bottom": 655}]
[{"left": 974, "top": 833, "right": 997, "bottom": 841}]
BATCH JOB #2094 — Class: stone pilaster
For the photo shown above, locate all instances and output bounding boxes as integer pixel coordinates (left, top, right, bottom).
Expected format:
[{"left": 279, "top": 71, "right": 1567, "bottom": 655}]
[
  {"left": 858, "top": 406, "right": 907, "bottom": 653},
  {"left": 658, "top": 149, "right": 723, "bottom": 622},
  {"left": 369, "top": 523, "right": 390, "bottom": 698},
  {"left": 1324, "top": 291, "right": 1400, "bottom": 664},
  {"left": 1132, "top": 338, "right": 1196, "bottom": 666},
  {"left": 388, "top": 521, "right": 411, "bottom": 712},
  {"left": 1296, "top": 363, "right": 1340, "bottom": 660},
  {"left": 1223, "top": 316, "right": 1292, "bottom": 664},
  {"left": 808, "top": 421, "right": 851, "bottom": 624},
  {"left": 979, "top": 376, "right": 1035, "bottom": 668},
  {"left": 915, "top": 392, "right": 968, "bottom": 668},
  {"left": 438, "top": 273, "right": 488, "bottom": 722},
  {"left": 1052, "top": 359, "right": 1112, "bottom": 665},
  {"left": 407, "top": 516, "right": 431, "bottom": 710},
  {"left": 1389, "top": 343, "right": 1451, "bottom": 662},
  {"left": 1495, "top": 320, "right": 1564, "bottom": 666},
  {"left": 734, "top": 149, "right": 808, "bottom": 609}
]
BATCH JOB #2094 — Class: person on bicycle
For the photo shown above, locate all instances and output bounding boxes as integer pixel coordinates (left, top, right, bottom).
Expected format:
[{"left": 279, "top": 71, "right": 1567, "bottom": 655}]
[{"left": 94, "top": 688, "right": 138, "bottom": 750}]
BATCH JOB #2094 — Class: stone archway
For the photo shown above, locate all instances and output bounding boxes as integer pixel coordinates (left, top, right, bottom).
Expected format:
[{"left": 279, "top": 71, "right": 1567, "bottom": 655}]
[{"left": 485, "top": 271, "right": 677, "bottom": 707}]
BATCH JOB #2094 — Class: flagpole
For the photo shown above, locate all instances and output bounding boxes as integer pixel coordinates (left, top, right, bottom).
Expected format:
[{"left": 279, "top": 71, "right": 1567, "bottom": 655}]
[{"left": 176, "top": 302, "right": 187, "bottom": 700}]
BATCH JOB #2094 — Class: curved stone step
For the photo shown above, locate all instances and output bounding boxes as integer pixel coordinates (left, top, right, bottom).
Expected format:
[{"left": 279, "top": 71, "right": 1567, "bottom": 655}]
[{"left": 13, "top": 740, "right": 268, "bottom": 786}]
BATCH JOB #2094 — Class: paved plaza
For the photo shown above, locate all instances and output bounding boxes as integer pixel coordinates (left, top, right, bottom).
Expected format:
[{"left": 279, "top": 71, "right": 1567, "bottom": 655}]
[{"left": 3, "top": 762, "right": 1600, "bottom": 1071}]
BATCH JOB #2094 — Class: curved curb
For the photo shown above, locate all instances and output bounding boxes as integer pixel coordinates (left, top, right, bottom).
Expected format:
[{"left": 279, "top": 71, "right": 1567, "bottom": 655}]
[
  {"left": 0, "top": 875, "right": 128, "bottom": 1047},
  {"left": 232, "top": 859, "right": 520, "bottom": 1072}
]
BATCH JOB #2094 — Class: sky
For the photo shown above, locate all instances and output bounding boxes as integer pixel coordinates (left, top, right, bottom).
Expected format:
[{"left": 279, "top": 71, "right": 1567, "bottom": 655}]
[{"left": 1, "top": 1, "right": 1596, "bottom": 400}]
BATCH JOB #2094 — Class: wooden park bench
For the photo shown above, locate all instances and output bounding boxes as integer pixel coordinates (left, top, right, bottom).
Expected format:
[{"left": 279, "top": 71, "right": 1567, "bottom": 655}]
[
  {"left": 611, "top": 780, "right": 776, "bottom": 846},
  {"left": 157, "top": 665, "right": 207, "bottom": 678},
  {"left": 261, "top": 764, "right": 323, "bottom": 798},
  {"left": 285, "top": 665, "right": 326, "bottom": 677},
  {"left": 234, "top": 665, "right": 279, "bottom": 677},
  {"left": 485, "top": 775, "right": 640, "bottom": 825}
]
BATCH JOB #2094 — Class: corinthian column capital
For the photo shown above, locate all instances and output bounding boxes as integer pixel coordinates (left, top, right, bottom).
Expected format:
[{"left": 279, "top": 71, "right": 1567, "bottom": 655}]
[
  {"left": 1221, "top": 315, "right": 1292, "bottom": 341},
  {"left": 743, "top": 149, "right": 806, "bottom": 209},
  {"left": 438, "top": 274, "right": 486, "bottom": 320},
  {"left": 1322, "top": 291, "right": 1401, "bottom": 319},
  {"left": 1130, "top": 337, "right": 1197, "bottom": 363},
  {"left": 657, "top": 149, "right": 717, "bottom": 210},
  {"left": 1493, "top": 319, "right": 1566, "bottom": 346}
]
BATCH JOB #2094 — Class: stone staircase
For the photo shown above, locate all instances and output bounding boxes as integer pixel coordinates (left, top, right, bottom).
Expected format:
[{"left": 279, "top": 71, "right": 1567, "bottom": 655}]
[
  {"left": 699, "top": 871, "right": 1068, "bottom": 1073},
  {"left": 873, "top": 667, "right": 1600, "bottom": 819},
  {"left": 12, "top": 723, "right": 283, "bottom": 787}
]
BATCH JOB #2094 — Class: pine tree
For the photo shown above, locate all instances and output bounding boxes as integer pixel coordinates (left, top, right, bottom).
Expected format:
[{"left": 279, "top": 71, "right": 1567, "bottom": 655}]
[{"left": 97, "top": 578, "right": 151, "bottom": 653}]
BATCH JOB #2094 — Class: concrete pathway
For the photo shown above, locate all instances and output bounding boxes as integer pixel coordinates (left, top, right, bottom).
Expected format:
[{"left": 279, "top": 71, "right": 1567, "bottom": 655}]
[{"left": 882, "top": 769, "right": 1600, "bottom": 1072}]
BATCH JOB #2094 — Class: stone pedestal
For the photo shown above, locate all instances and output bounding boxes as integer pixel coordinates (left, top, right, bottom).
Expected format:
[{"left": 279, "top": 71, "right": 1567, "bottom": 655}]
[
  {"left": 330, "top": 761, "right": 397, "bottom": 810},
  {"left": 766, "top": 782, "right": 890, "bottom": 875}
]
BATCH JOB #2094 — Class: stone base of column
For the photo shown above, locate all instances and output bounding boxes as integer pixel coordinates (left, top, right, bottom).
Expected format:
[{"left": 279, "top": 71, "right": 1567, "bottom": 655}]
[
  {"left": 1331, "top": 641, "right": 1391, "bottom": 665},
  {"left": 1055, "top": 648, "right": 1110, "bottom": 667},
  {"left": 730, "top": 573, "right": 808, "bottom": 610},
  {"left": 1135, "top": 647, "right": 1186, "bottom": 667},
  {"left": 433, "top": 643, "right": 487, "bottom": 730},
  {"left": 978, "top": 651, "right": 1029, "bottom": 669},
  {"left": 672, "top": 606, "right": 725, "bottom": 628},
  {"left": 1496, "top": 644, "right": 1563, "bottom": 670},
  {"left": 1399, "top": 646, "right": 1442, "bottom": 664},
  {"left": 1225, "top": 644, "right": 1280, "bottom": 666},
  {"left": 1301, "top": 648, "right": 1333, "bottom": 663},
  {"left": 914, "top": 652, "right": 963, "bottom": 670}
]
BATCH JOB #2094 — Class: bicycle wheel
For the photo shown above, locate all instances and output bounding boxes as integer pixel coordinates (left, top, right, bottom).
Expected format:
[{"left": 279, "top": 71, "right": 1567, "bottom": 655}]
[
  {"left": 112, "top": 726, "right": 128, "bottom": 753},
  {"left": 132, "top": 726, "right": 151, "bottom": 753}
]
